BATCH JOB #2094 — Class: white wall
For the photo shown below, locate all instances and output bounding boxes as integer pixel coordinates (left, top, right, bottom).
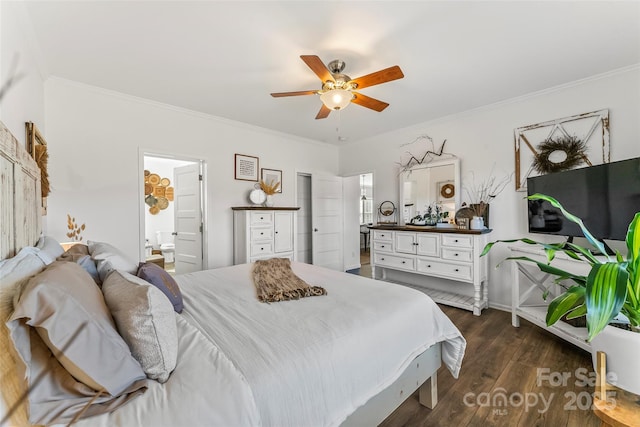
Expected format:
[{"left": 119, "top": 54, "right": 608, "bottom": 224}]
[
  {"left": 339, "top": 66, "right": 640, "bottom": 309},
  {"left": 0, "top": 1, "right": 45, "bottom": 147},
  {"left": 44, "top": 78, "right": 339, "bottom": 268}
]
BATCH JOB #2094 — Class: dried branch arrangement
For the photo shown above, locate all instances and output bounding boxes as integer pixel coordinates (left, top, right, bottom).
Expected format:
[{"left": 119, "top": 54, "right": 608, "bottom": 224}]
[
  {"left": 397, "top": 135, "right": 453, "bottom": 172},
  {"left": 464, "top": 169, "right": 512, "bottom": 217},
  {"left": 259, "top": 179, "right": 280, "bottom": 195},
  {"left": 66, "top": 214, "right": 86, "bottom": 241}
]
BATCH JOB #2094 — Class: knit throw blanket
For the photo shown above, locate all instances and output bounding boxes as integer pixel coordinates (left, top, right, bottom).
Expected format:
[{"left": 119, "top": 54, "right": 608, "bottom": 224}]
[{"left": 252, "top": 258, "right": 327, "bottom": 303}]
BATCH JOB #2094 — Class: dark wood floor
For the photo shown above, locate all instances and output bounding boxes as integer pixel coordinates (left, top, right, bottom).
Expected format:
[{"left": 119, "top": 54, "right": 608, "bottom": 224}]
[{"left": 379, "top": 306, "right": 601, "bottom": 427}]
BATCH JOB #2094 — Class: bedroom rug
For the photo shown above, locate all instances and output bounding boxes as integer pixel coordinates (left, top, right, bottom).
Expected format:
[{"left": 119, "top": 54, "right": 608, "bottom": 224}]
[{"left": 252, "top": 258, "right": 327, "bottom": 302}]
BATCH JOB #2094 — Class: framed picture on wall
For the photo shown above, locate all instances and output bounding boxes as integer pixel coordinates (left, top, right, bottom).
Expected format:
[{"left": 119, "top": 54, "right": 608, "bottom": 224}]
[
  {"left": 235, "top": 154, "right": 259, "bottom": 181},
  {"left": 261, "top": 168, "right": 282, "bottom": 193}
]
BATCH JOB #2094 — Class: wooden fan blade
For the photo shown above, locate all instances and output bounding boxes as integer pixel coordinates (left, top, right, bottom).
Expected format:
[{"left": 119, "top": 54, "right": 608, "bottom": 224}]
[
  {"left": 315, "top": 104, "right": 331, "bottom": 119},
  {"left": 350, "top": 65, "right": 404, "bottom": 90},
  {"left": 300, "top": 55, "right": 335, "bottom": 83},
  {"left": 271, "top": 90, "right": 317, "bottom": 97},
  {"left": 351, "top": 92, "right": 389, "bottom": 112}
]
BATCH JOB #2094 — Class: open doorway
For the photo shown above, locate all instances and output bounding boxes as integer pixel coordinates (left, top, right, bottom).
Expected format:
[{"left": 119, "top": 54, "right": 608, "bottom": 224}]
[
  {"left": 359, "top": 173, "right": 373, "bottom": 271},
  {"left": 142, "top": 154, "right": 205, "bottom": 275},
  {"left": 342, "top": 172, "right": 374, "bottom": 275}
]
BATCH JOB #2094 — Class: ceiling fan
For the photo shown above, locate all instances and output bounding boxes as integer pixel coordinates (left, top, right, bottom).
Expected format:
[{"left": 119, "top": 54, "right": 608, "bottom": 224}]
[{"left": 270, "top": 55, "right": 404, "bottom": 119}]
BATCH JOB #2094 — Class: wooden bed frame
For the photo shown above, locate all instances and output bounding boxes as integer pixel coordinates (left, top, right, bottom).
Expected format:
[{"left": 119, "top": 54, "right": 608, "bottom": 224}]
[{"left": 0, "top": 119, "right": 441, "bottom": 425}]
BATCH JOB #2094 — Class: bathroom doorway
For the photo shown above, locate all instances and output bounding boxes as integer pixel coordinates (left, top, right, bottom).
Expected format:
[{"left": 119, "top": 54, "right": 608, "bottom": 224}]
[{"left": 142, "top": 154, "right": 205, "bottom": 274}]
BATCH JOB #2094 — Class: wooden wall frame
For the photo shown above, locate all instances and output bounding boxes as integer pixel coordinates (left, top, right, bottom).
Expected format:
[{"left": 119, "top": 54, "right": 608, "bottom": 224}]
[
  {"left": 26, "top": 122, "right": 49, "bottom": 215},
  {"left": 234, "top": 153, "right": 259, "bottom": 182},
  {"left": 261, "top": 168, "right": 282, "bottom": 193},
  {"left": 514, "top": 109, "right": 610, "bottom": 191}
]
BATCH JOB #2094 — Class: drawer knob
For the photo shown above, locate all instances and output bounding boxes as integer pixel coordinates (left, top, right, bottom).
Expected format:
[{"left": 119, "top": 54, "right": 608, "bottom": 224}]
[
  {"left": 260, "top": 232, "right": 264, "bottom": 235},
  {"left": 427, "top": 265, "right": 431, "bottom": 268},
  {"left": 275, "top": 231, "right": 279, "bottom": 234},
  {"left": 402, "top": 261, "right": 406, "bottom": 264},
  {"left": 381, "top": 257, "right": 385, "bottom": 261},
  {"left": 455, "top": 253, "right": 459, "bottom": 256},
  {"left": 261, "top": 217, "right": 264, "bottom": 220},
  {"left": 381, "top": 245, "right": 385, "bottom": 248},
  {"left": 454, "top": 239, "right": 459, "bottom": 242},
  {"left": 455, "top": 268, "right": 459, "bottom": 272},
  {"left": 261, "top": 248, "right": 264, "bottom": 251}
]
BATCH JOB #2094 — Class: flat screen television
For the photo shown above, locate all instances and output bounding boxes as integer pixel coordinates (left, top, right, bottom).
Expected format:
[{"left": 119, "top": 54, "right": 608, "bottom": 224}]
[{"left": 527, "top": 157, "right": 640, "bottom": 241}]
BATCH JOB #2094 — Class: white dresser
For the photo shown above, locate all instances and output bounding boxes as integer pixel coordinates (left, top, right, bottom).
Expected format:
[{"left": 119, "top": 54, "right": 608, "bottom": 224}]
[
  {"left": 370, "top": 226, "right": 491, "bottom": 315},
  {"left": 232, "top": 207, "right": 299, "bottom": 264}
]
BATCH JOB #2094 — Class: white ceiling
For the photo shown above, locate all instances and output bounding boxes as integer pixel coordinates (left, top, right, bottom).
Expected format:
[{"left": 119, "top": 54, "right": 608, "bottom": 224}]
[{"left": 23, "top": 1, "right": 640, "bottom": 144}]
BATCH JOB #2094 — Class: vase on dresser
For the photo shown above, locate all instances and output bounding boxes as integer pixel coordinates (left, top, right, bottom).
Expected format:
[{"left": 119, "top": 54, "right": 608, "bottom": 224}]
[
  {"left": 470, "top": 216, "right": 484, "bottom": 230},
  {"left": 264, "top": 195, "right": 274, "bottom": 207}
]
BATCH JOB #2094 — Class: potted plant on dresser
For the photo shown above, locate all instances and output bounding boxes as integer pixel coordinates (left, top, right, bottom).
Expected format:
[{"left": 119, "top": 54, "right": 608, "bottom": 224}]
[{"left": 482, "top": 194, "right": 640, "bottom": 395}]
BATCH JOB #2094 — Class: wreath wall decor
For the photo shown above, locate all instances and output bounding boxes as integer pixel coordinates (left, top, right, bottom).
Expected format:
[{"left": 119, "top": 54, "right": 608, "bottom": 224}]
[
  {"left": 514, "top": 109, "right": 610, "bottom": 191},
  {"left": 532, "top": 135, "right": 588, "bottom": 174}
]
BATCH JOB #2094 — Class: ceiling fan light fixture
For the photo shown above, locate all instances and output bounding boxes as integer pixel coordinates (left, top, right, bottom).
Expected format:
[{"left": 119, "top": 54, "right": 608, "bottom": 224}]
[{"left": 320, "top": 89, "right": 353, "bottom": 111}]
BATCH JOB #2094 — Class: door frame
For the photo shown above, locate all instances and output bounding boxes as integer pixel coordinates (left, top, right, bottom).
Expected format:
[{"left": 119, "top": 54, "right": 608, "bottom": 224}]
[{"left": 138, "top": 148, "right": 208, "bottom": 270}]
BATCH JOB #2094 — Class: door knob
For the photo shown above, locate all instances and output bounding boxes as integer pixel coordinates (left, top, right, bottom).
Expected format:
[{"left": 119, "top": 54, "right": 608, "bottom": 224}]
[
  {"left": 171, "top": 232, "right": 178, "bottom": 236},
  {"left": 314, "top": 228, "right": 318, "bottom": 232}
]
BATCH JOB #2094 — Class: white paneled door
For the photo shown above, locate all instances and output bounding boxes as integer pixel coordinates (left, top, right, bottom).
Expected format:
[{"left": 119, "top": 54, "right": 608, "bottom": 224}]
[
  {"left": 174, "top": 163, "right": 203, "bottom": 274},
  {"left": 311, "top": 174, "right": 343, "bottom": 271}
]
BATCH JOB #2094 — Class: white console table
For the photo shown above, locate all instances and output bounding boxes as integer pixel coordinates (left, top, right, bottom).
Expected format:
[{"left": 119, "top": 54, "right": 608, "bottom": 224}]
[
  {"left": 509, "top": 244, "right": 593, "bottom": 351},
  {"left": 369, "top": 225, "right": 491, "bottom": 316}
]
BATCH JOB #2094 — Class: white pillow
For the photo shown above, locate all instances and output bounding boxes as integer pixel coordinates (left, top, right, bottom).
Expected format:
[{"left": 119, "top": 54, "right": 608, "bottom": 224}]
[
  {"left": 35, "top": 235, "right": 64, "bottom": 264},
  {"left": 88, "top": 240, "right": 137, "bottom": 282},
  {"left": 102, "top": 270, "right": 178, "bottom": 383}
]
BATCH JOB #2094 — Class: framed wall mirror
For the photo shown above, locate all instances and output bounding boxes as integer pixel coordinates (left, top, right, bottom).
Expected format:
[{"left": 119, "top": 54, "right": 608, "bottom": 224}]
[{"left": 398, "top": 158, "right": 460, "bottom": 225}]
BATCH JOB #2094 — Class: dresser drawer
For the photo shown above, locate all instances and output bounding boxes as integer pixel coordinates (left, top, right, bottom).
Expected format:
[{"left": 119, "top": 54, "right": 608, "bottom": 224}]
[
  {"left": 250, "top": 227, "right": 273, "bottom": 241},
  {"left": 441, "top": 247, "right": 473, "bottom": 262},
  {"left": 372, "top": 230, "right": 393, "bottom": 242},
  {"left": 374, "top": 253, "right": 415, "bottom": 270},
  {"left": 416, "top": 259, "right": 472, "bottom": 281},
  {"left": 373, "top": 240, "right": 393, "bottom": 253},
  {"left": 250, "top": 211, "right": 274, "bottom": 225},
  {"left": 251, "top": 242, "right": 273, "bottom": 256},
  {"left": 441, "top": 235, "right": 473, "bottom": 249}
]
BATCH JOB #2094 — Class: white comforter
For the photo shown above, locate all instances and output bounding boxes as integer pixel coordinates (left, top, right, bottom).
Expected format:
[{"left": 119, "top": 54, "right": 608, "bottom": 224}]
[{"left": 74, "top": 262, "right": 465, "bottom": 427}]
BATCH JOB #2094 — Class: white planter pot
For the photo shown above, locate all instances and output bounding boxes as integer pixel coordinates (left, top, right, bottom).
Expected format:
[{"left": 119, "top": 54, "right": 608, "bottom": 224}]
[{"left": 591, "top": 324, "right": 640, "bottom": 395}]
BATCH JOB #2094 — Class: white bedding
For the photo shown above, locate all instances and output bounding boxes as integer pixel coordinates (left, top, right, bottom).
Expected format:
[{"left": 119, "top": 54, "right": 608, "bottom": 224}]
[{"left": 73, "top": 262, "right": 465, "bottom": 427}]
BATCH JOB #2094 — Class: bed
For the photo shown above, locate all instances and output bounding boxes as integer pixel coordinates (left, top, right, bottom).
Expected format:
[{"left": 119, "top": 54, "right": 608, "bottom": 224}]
[{"left": 0, "top": 120, "right": 466, "bottom": 426}]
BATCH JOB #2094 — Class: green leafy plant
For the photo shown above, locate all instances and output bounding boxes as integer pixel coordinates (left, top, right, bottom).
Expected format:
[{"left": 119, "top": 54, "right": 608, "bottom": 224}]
[{"left": 481, "top": 193, "right": 640, "bottom": 341}]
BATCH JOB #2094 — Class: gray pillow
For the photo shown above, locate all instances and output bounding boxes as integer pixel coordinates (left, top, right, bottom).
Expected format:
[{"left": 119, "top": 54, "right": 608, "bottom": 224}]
[
  {"left": 88, "top": 240, "right": 137, "bottom": 282},
  {"left": 0, "top": 246, "right": 47, "bottom": 426},
  {"left": 9, "top": 261, "right": 146, "bottom": 396},
  {"left": 103, "top": 270, "right": 178, "bottom": 383},
  {"left": 137, "top": 262, "right": 183, "bottom": 313},
  {"left": 6, "top": 325, "right": 147, "bottom": 425}
]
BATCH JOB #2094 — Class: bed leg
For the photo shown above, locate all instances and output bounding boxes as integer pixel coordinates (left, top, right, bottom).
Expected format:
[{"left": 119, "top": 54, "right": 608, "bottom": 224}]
[{"left": 419, "top": 371, "right": 438, "bottom": 409}]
